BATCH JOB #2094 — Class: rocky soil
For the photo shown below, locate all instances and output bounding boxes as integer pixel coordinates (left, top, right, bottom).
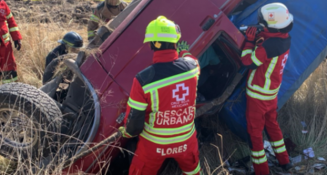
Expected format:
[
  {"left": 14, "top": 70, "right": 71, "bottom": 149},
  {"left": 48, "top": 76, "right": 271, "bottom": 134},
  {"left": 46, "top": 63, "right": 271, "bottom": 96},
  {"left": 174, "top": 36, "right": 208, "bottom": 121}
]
[{"left": 7, "top": 0, "right": 97, "bottom": 24}]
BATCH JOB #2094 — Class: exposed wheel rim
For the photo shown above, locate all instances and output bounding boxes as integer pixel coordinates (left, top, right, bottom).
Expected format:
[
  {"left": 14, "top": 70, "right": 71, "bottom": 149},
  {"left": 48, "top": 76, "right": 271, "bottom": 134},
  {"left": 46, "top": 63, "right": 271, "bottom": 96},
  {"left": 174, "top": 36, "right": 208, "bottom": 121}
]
[{"left": 0, "top": 108, "right": 38, "bottom": 148}]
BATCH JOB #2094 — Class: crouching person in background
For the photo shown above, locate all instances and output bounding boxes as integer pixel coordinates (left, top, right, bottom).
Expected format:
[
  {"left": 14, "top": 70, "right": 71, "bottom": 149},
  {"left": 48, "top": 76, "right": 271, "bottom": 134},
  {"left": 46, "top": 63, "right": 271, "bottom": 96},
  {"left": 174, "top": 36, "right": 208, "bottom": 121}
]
[{"left": 43, "top": 31, "right": 83, "bottom": 84}]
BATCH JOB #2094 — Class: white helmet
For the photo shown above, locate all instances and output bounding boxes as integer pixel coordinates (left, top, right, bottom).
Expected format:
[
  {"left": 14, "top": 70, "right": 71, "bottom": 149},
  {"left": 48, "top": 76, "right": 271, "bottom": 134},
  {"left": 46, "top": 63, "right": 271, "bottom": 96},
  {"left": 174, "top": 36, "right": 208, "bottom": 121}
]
[{"left": 258, "top": 3, "right": 293, "bottom": 29}]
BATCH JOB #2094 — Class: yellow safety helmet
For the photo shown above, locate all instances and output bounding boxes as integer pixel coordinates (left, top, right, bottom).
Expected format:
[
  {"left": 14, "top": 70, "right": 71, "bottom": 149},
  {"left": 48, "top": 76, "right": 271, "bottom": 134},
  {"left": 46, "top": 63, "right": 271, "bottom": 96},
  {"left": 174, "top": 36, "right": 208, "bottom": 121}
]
[{"left": 144, "top": 16, "right": 181, "bottom": 44}]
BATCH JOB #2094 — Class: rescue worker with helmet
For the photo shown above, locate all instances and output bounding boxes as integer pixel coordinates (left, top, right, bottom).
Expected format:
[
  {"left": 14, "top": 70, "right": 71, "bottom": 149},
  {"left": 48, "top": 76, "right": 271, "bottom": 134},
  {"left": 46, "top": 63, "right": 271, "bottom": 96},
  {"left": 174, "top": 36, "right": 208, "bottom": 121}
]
[
  {"left": 0, "top": 0, "right": 22, "bottom": 83},
  {"left": 241, "top": 3, "right": 294, "bottom": 174},
  {"left": 119, "top": 16, "right": 202, "bottom": 175},
  {"left": 43, "top": 31, "right": 83, "bottom": 84},
  {"left": 87, "top": 0, "right": 128, "bottom": 41},
  {"left": 45, "top": 31, "right": 83, "bottom": 67}
]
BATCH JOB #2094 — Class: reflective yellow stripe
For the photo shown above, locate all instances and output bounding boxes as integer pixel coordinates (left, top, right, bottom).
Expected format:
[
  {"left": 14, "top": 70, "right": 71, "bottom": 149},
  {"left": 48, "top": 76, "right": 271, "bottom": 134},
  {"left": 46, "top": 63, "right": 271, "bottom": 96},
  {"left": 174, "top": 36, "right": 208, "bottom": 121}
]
[
  {"left": 145, "top": 33, "right": 178, "bottom": 39},
  {"left": 270, "top": 139, "right": 284, "bottom": 147},
  {"left": 182, "top": 52, "right": 192, "bottom": 57},
  {"left": 124, "top": 131, "right": 134, "bottom": 138},
  {"left": 90, "top": 14, "right": 100, "bottom": 23},
  {"left": 150, "top": 90, "right": 159, "bottom": 113},
  {"left": 1, "top": 77, "right": 18, "bottom": 84},
  {"left": 251, "top": 150, "right": 265, "bottom": 157},
  {"left": 4, "top": 37, "right": 10, "bottom": 43},
  {"left": 246, "top": 88, "right": 277, "bottom": 101},
  {"left": 6, "top": 12, "right": 13, "bottom": 19},
  {"left": 247, "top": 56, "right": 280, "bottom": 95},
  {"left": 241, "top": 49, "right": 252, "bottom": 57},
  {"left": 127, "top": 98, "right": 148, "bottom": 111},
  {"left": 183, "top": 162, "right": 201, "bottom": 174},
  {"left": 274, "top": 145, "right": 287, "bottom": 154},
  {"left": 2, "top": 33, "right": 9, "bottom": 39},
  {"left": 9, "top": 27, "right": 19, "bottom": 32},
  {"left": 143, "top": 68, "right": 198, "bottom": 93},
  {"left": 148, "top": 90, "right": 159, "bottom": 127},
  {"left": 251, "top": 47, "right": 263, "bottom": 66},
  {"left": 247, "top": 69, "right": 280, "bottom": 95},
  {"left": 2, "top": 32, "right": 10, "bottom": 43},
  {"left": 264, "top": 56, "right": 278, "bottom": 90},
  {"left": 88, "top": 31, "right": 95, "bottom": 36},
  {"left": 62, "top": 39, "right": 74, "bottom": 47},
  {"left": 140, "top": 126, "right": 195, "bottom": 145},
  {"left": 251, "top": 156, "right": 267, "bottom": 164},
  {"left": 144, "top": 122, "right": 194, "bottom": 136}
]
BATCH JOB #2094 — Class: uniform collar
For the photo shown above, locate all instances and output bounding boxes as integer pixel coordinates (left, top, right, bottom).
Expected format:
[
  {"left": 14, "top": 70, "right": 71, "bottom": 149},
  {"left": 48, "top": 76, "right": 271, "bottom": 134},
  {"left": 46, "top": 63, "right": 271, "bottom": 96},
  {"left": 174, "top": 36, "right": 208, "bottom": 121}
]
[
  {"left": 258, "top": 28, "right": 289, "bottom": 39},
  {"left": 153, "top": 50, "right": 179, "bottom": 63}
]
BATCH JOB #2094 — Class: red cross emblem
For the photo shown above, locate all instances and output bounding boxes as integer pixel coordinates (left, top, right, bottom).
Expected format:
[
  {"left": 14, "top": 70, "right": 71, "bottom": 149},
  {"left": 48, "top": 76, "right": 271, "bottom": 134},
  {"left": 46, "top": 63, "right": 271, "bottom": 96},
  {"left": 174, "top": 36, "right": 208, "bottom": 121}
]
[
  {"left": 268, "top": 12, "right": 275, "bottom": 21},
  {"left": 172, "top": 83, "right": 189, "bottom": 102}
]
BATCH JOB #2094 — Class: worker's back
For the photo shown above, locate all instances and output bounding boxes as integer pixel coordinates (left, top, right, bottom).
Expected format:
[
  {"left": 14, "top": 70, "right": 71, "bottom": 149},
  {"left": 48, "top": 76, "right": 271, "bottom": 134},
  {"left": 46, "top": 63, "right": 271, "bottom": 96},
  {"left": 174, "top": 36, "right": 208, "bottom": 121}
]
[{"left": 134, "top": 50, "right": 199, "bottom": 156}]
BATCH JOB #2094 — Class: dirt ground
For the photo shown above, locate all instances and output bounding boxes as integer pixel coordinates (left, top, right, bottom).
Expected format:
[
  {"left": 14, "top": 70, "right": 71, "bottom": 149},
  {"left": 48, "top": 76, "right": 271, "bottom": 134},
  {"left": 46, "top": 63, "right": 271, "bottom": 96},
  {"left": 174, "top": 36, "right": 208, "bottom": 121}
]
[{"left": 7, "top": 0, "right": 95, "bottom": 24}]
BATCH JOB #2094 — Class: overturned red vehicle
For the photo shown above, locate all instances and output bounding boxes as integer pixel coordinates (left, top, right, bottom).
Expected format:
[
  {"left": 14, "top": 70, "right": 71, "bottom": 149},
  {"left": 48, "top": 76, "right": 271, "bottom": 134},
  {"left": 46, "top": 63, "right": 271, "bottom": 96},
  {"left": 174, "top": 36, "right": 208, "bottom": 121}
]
[{"left": 0, "top": 0, "right": 254, "bottom": 174}]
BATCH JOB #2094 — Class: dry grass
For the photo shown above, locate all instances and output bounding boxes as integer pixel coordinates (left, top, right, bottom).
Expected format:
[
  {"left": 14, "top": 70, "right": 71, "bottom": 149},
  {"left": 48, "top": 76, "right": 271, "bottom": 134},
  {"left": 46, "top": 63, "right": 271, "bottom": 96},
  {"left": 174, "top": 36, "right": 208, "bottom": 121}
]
[
  {"left": 2, "top": 0, "right": 327, "bottom": 174},
  {"left": 13, "top": 23, "right": 87, "bottom": 88},
  {"left": 277, "top": 61, "right": 327, "bottom": 174}
]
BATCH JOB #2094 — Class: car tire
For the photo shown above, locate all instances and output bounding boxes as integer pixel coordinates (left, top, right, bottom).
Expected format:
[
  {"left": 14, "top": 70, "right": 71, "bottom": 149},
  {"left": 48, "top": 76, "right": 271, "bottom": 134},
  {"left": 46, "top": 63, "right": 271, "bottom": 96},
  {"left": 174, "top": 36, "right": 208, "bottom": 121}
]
[
  {"left": 43, "top": 57, "right": 63, "bottom": 85},
  {"left": 0, "top": 83, "right": 62, "bottom": 161}
]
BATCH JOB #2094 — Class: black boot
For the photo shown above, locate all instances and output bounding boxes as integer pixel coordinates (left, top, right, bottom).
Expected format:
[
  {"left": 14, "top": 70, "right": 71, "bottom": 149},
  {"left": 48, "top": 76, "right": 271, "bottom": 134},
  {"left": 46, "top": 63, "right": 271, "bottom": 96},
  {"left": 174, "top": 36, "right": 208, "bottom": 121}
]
[{"left": 281, "top": 162, "right": 293, "bottom": 171}]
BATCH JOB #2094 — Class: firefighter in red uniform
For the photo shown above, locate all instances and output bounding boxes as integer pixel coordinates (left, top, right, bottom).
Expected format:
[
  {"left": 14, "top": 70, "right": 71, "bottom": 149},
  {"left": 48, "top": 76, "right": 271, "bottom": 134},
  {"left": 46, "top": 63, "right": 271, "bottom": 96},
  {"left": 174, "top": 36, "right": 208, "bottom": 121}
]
[
  {"left": 119, "top": 16, "right": 202, "bottom": 175},
  {"left": 241, "top": 3, "right": 294, "bottom": 175},
  {"left": 0, "top": 0, "right": 21, "bottom": 83}
]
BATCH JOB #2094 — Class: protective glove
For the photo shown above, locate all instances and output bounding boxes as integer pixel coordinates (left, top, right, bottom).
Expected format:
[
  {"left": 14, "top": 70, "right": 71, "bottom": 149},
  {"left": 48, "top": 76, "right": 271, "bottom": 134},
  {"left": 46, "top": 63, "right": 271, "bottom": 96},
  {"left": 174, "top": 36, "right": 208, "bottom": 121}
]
[
  {"left": 245, "top": 27, "right": 257, "bottom": 42},
  {"left": 14, "top": 40, "right": 21, "bottom": 51},
  {"left": 176, "top": 41, "right": 190, "bottom": 54},
  {"left": 119, "top": 126, "right": 133, "bottom": 138}
]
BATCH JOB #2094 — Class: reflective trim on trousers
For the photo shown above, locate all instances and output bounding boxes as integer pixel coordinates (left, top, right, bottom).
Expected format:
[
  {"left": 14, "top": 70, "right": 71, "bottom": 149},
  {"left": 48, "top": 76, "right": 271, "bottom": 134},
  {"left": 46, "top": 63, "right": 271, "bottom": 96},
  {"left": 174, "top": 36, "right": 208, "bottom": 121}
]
[
  {"left": 274, "top": 145, "right": 287, "bottom": 154},
  {"left": 183, "top": 162, "right": 201, "bottom": 175},
  {"left": 251, "top": 155, "right": 267, "bottom": 165},
  {"left": 251, "top": 150, "right": 265, "bottom": 157},
  {"left": 270, "top": 139, "right": 284, "bottom": 147}
]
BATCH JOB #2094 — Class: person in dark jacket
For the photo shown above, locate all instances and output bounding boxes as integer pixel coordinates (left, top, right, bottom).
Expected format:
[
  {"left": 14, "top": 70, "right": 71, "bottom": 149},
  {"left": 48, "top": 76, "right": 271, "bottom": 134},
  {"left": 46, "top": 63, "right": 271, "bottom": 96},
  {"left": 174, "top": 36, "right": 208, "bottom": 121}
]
[
  {"left": 43, "top": 31, "right": 83, "bottom": 84},
  {"left": 45, "top": 31, "right": 83, "bottom": 67}
]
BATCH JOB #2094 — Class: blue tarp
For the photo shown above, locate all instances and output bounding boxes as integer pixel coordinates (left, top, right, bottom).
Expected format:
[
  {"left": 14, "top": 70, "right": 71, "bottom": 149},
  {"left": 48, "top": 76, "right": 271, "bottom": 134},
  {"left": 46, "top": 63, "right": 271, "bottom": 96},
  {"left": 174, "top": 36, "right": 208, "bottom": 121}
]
[{"left": 221, "top": 0, "right": 327, "bottom": 142}]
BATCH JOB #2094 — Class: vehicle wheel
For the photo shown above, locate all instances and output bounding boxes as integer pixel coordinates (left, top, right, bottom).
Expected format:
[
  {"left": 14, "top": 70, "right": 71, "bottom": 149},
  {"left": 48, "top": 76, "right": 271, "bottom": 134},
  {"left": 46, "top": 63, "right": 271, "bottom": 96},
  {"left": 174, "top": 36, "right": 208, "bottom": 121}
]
[
  {"left": 43, "top": 57, "right": 63, "bottom": 85},
  {"left": 0, "top": 83, "right": 62, "bottom": 161}
]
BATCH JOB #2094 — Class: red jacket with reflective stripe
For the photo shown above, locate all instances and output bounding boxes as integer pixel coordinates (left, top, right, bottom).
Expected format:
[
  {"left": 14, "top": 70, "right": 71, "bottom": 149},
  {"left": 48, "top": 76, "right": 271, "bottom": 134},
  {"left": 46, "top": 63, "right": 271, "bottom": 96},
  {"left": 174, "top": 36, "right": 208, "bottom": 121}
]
[
  {"left": 123, "top": 49, "right": 200, "bottom": 145},
  {"left": 0, "top": 0, "right": 22, "bottom": 46},
  {"left": 241, "top": 29, "right": 291, "bottom": 101}
]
